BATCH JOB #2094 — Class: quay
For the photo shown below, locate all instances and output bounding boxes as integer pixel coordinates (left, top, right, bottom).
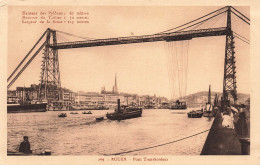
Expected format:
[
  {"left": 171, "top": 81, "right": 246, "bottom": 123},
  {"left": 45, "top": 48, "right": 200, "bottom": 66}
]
[{"left": 201, "top": 110, "right": 248, "bottom": 155}]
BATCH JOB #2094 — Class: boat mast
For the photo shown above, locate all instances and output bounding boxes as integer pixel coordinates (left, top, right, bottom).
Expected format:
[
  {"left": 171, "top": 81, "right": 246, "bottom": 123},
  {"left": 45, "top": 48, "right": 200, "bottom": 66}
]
[
  {"left": 208, "top": 85, "right": 211, "bottom": 104},
  {"left": 214, "top": 94, "right": 218, "bottom": 107}
]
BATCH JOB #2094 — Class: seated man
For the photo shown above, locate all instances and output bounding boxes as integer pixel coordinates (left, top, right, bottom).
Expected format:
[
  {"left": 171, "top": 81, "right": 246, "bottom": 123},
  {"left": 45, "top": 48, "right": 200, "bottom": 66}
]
[{"left": 19, "top": 136, "right": 32, "bottom": 154}]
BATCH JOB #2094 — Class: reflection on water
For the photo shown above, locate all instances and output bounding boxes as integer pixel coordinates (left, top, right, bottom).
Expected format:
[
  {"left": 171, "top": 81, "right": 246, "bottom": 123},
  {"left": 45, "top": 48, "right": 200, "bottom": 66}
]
[{"left": 7, "top": 109, "right": 213, "bottom": 155}]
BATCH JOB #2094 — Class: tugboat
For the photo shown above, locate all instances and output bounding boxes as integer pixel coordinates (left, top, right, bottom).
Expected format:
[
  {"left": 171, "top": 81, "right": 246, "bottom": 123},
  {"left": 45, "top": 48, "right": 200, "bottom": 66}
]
[
  {"left": 168, "top": 100, "right": 187, "bottom": 110},
  {"left": 106, "top": 99, "right": 142, "bottom": 120},
  {"left": 187, "top": 109, "right": 203, "bottom": 118},
  {"left": 203, "top": 85, "right": 215, "bottom": 117}
]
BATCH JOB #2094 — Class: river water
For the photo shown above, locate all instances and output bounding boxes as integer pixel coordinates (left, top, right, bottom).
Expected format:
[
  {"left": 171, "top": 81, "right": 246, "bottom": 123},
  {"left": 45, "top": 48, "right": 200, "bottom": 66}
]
[{"left": 7, "top": 109, "right": 213, "bottom": 155}]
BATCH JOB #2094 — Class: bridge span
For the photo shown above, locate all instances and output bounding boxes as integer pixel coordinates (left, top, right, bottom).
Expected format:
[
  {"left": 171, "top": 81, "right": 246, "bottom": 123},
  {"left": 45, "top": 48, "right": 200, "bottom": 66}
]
[{"left": 50, "top": 27, "right": 227, "bottom": 49}]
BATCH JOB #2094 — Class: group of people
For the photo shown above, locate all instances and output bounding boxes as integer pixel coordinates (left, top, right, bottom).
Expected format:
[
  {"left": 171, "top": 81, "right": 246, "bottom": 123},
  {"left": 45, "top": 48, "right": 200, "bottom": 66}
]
[
  {"left": 221, "top": 104, "right": 249, "bottom": 136},
  {"left": 221, "top": 109, "right": 235, "bottom": 129}
]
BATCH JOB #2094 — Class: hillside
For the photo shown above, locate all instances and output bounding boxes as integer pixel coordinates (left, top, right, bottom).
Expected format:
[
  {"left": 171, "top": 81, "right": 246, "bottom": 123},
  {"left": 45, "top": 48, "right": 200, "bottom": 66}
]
[{"left": 179, "top": 91, "right": 250, "bottom": 107}]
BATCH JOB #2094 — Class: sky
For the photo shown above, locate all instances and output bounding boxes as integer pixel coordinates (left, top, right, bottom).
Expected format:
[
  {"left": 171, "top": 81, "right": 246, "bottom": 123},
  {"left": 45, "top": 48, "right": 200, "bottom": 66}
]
[{"left": 8, "top": 6, "right": 250, "bottom": 99}]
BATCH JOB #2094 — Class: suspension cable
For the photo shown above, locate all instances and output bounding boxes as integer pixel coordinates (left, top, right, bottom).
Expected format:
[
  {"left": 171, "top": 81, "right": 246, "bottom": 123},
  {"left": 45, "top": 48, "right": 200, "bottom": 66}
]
[
  {"left": 231, "top": 6, "right": 250, "bottom": 21},
  {"left": 53, "top": 29, "right": 96, "bottom": 40},
  {"left": 165, "top": 43, "right": 172, "bottom": 99},
  {"left": 155, "top": 6, "right": 228, "bottom": 34},
  {"left": 7, "top": 29, "right": 48, "bottom": 82},
  {"left": 233, "top": 34, "right": 250, "bottom": 45},
  {"left": 169, "top": 42, "right": 174, "bottom": 99},
  {"left": 233, "top": 31, "right": 250, "bottom": 42},
  {"left": 185, "top": 41, "right": 189, "bottom": 97},
  {"left": 175, "top": 10, "right": 227, "bottom": 32},
  {"left": 208, "top": 11, "right": 226, "bottom": 28},
  {"left": 8, "top": 41, "right": 47, "bottom": 89},
  {"left": 231, "top": 11, "right": 250, "bottom": 25},
  {"left": 190, "top": 11, "right": 225, "bottom": 35}
]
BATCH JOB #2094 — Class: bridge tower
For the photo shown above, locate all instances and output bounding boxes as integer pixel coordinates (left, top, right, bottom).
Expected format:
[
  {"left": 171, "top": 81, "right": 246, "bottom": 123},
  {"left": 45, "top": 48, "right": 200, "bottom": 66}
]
[
  {"left": 222, "top": 6, "right": 237, "bottom": 107},
  {"left": 38, "top": 28, "right": 62, "bottom": 101}
]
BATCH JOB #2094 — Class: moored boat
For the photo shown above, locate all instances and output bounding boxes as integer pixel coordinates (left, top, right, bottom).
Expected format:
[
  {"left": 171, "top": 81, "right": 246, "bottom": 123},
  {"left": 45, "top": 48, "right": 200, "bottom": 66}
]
[
  {"left": 168, "top": 100, "right": 187, "bottom": 110},
  {"left": 58, "top": 113, "right": 67, "bottom": 117},
  {"left": 82, "top": 111, "right": 92, "bottom": 114},
  {"left": 7, "top": 102, "right": 47, "bottom": 113},
  {"left": 203, "top": 109, "right": 215, "bottom": 117},
  {"left": 106, "top": 99, "right": 142, "bottom": 120},
  {"left": 187, "top": 110, "right": 203, "bottom": 118},
  {"left": 96, "top": 117, "right": 104, "bottom": 121},
  {"left": 8, "top": 149, "right": 52, "bottom": 156},
  {"left": 7, "top": 86, "right": 47, "bottom": 113}
]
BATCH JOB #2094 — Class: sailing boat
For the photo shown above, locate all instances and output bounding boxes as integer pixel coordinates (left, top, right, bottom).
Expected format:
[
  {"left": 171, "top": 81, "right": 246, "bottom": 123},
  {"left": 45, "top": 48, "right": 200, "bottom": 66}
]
[{"left": 203, "top": 85, "right": 215, "bottom": 117}]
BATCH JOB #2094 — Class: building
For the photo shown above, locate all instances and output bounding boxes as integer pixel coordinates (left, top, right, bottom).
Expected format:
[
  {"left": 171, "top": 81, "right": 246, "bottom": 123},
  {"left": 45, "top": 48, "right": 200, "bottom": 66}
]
[
  {"left": 8, "top": 84, "right": 75, "bottom": 106},
  {"left": 75, "top": 92, "right": 125, "bottom": 106},
  {"left": 15, "top": 84, "right": 40, "bottom": 101},
  {"left": 75, "top": 92, "right": 104, "bottom": 105},
  {"left": 7, "top": 90, "right": 18, "bottom": 103}
]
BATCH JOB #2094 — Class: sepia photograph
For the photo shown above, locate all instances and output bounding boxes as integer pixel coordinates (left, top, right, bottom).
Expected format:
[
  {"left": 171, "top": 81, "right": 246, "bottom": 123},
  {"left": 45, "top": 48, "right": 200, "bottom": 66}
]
[{"left": 1, "top": 2, "right": 255, "bottom": 164}]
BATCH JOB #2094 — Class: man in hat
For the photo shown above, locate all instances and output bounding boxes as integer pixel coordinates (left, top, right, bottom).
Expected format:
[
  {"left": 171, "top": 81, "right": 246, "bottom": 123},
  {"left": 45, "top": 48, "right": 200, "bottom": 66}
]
[{"left": 19, "top": 136, "right": 32, "bottom": 154}]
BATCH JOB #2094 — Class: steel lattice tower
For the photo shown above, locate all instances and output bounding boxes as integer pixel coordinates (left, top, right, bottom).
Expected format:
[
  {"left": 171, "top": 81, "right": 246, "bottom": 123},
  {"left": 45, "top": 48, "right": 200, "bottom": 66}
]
[
  {"left": 222, "top": 7, "right": 237, "bottom": 106},
  {"left": 38, "top": 28, "right": 62, "bottom": 101}
]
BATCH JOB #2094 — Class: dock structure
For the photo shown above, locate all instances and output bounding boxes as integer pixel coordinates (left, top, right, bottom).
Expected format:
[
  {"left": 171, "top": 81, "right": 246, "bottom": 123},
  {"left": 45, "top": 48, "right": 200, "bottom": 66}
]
[{"left": 201, "top": 110, "right": 242, "bottom": 155}]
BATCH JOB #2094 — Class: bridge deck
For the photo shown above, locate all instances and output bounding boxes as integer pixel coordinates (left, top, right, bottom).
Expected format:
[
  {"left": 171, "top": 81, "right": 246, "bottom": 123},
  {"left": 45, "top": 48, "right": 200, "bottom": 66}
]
[{"left": 50, "top": 27, "right": 227, "bottom": 49}]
